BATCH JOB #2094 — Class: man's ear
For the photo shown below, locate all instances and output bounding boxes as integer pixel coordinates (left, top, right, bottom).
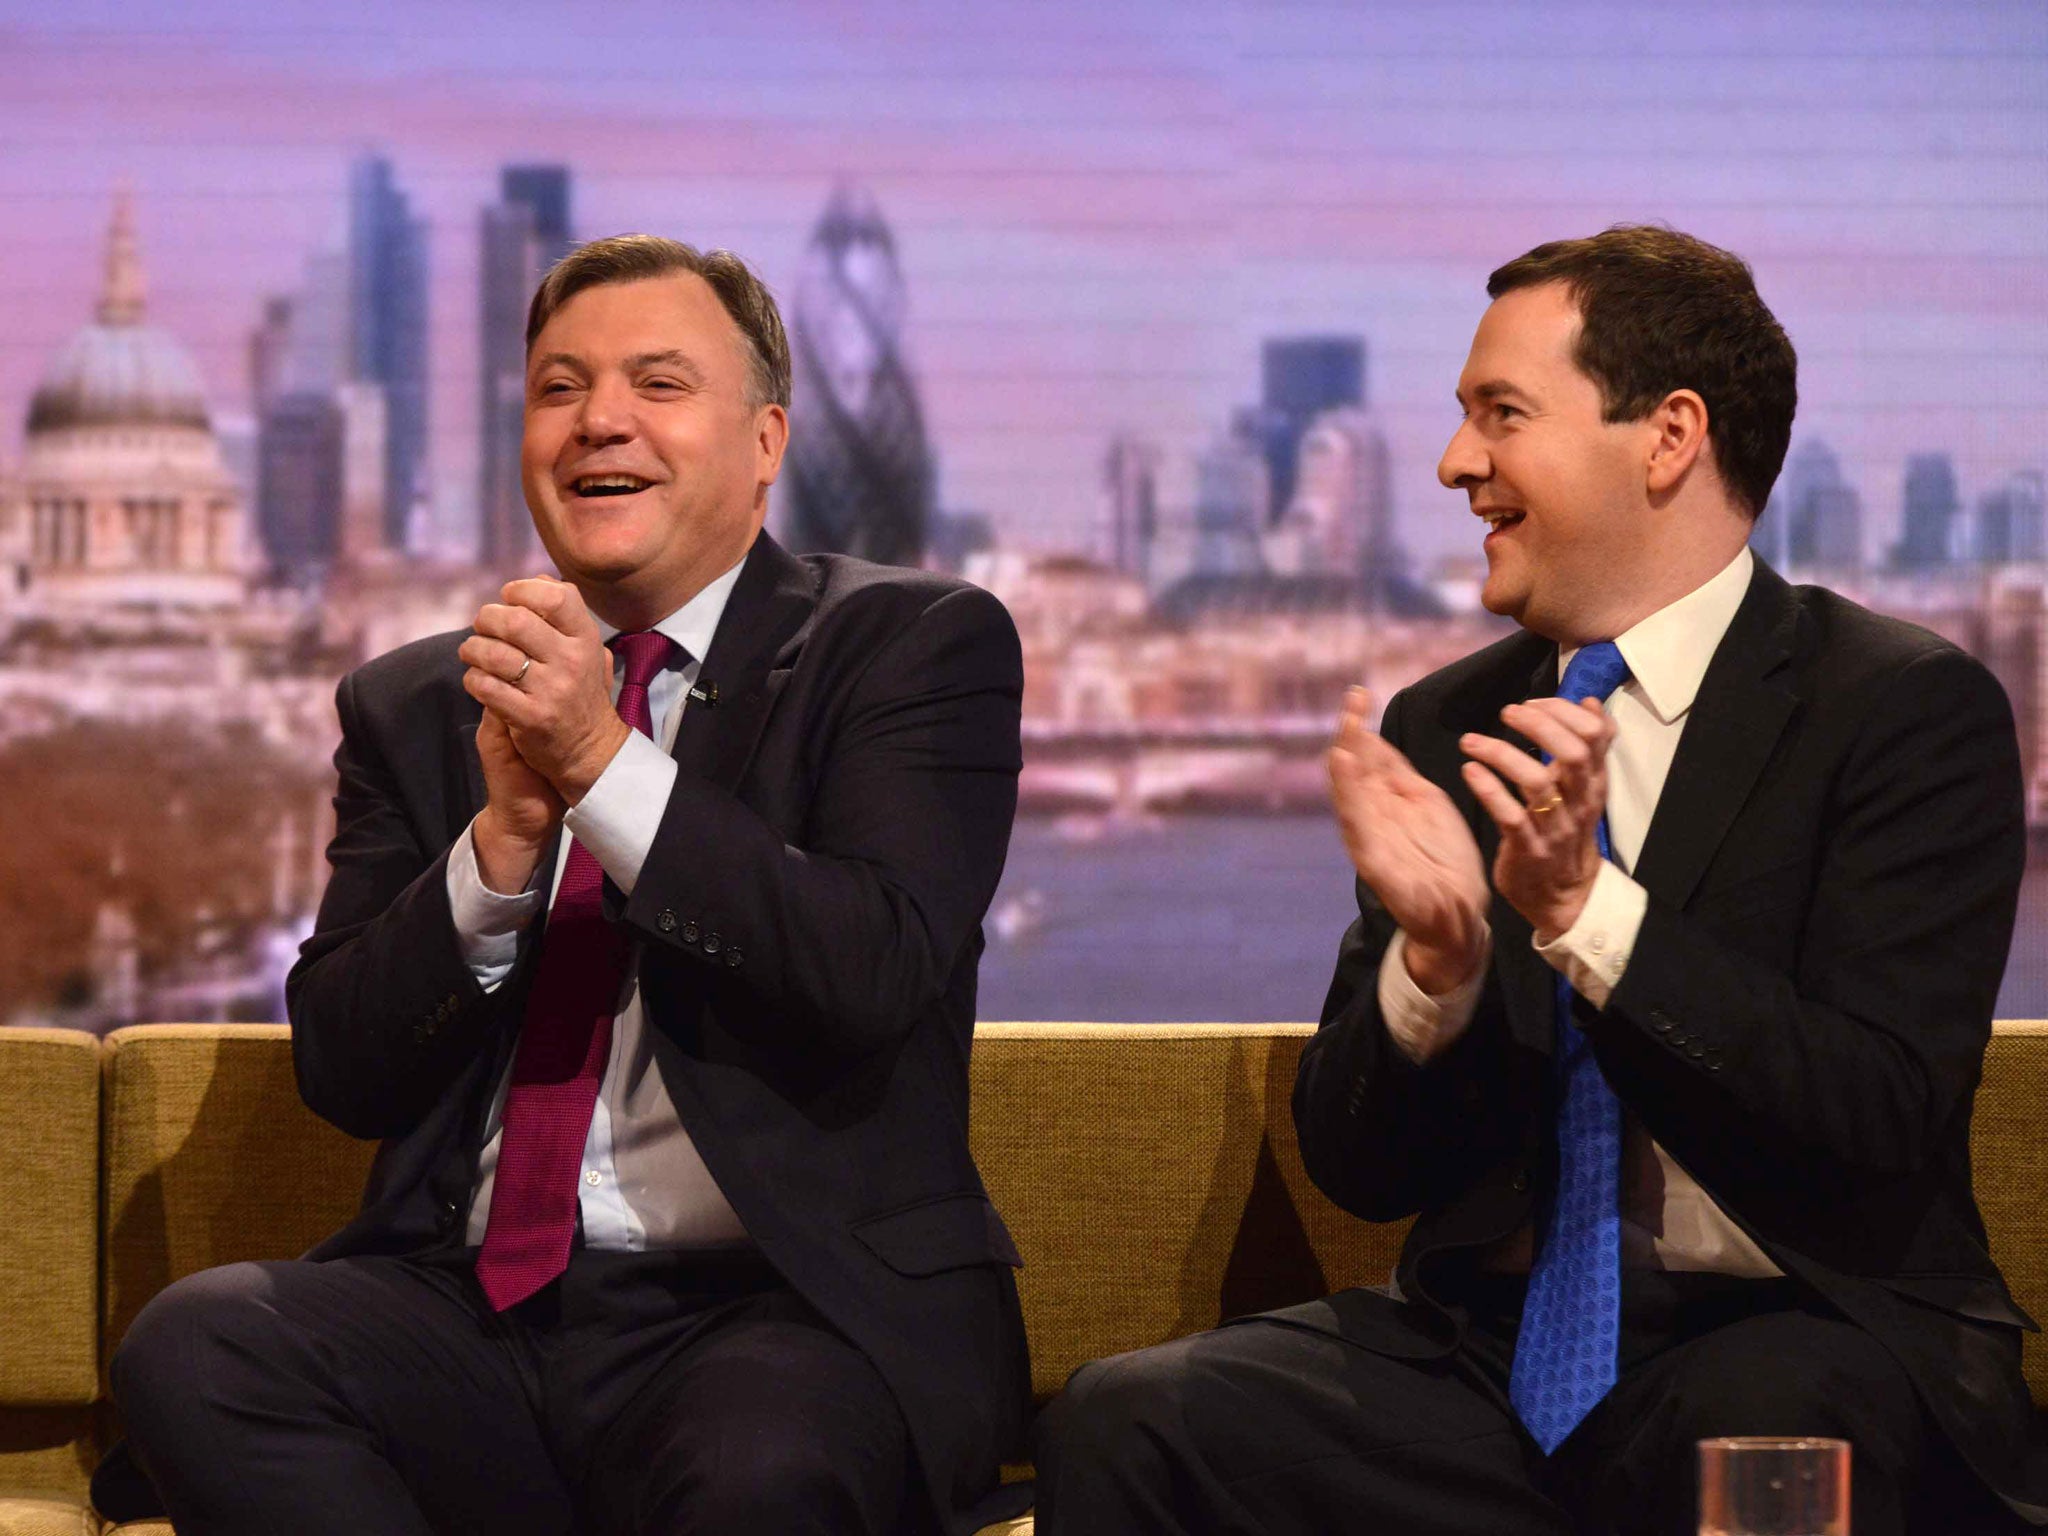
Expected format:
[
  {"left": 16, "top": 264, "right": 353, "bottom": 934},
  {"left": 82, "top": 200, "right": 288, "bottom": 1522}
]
[
  {"left": 1645, "top": 389, "right": 1710, "bottom": 497},
  {"left": 755, "top": 402, "right": 790, "bottom": 490}
]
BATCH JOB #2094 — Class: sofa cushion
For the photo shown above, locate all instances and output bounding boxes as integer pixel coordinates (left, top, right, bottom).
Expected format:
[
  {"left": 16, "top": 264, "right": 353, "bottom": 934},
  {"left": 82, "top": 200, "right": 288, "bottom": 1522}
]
[
  {"left": 0, "top": 1498, "right": 96, "bottom": 1536},
  {"left": 1973, "top": 1021, "right": 2048, "bottom": 1402},
  {"left": 0, "top": 1029, "right": 99, "bottom": 1408}
]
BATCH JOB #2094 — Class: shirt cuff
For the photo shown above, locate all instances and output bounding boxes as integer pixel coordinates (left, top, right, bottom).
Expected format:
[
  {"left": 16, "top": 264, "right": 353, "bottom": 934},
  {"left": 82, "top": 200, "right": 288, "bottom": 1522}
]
[
  {"left": 1533, "top": 860, "right": 1648, "bottom": 1008},
  {"left": 446, "top": 819, "right": 544, "bottom": 991},
  {"left": 1378, "top": 929, "right": 1491, "bottom": 1065},
  {"left": 562, "top": 728, "right": 678, "bottom": 898}
]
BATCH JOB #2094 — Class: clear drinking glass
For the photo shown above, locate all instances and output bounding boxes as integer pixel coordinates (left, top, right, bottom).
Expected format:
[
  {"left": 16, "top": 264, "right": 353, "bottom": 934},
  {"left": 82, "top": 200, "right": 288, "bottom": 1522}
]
[{"left": 1697, "top": 1437, "right": 1850, "bottom": 1536}]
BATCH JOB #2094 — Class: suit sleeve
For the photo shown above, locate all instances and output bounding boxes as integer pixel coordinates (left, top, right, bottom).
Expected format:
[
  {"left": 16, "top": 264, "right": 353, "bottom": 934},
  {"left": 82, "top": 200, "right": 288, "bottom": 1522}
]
[
  {"left": 1292, "top": 686, "right": 1527, "bottom": 1222},
  {"left": 1591, "top": 644, "right": 2024, "bottom": 1186},
  {"left": 286, "top": 670, "right": 510, "bottom": 1140},
  {"left": 620, "top": 583, "right": 1023, "bottom": 1058}
]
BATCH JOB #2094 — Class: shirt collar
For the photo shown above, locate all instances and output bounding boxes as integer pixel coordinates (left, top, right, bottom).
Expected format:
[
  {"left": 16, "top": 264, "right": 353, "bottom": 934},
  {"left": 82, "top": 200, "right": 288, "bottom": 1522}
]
[
  {"left": 593, "top": 551, "right": 749, "bottom": 668},
  {"left": 1561, "top": 546, "right": 1754, "bottom": 725}
]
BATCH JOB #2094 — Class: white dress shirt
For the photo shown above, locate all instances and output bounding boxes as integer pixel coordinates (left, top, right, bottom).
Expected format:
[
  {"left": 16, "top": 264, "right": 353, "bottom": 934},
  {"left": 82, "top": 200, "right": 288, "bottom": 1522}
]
[
  {"left": 445, "top": 554, "right": 751, "bottom": 1251},
  {"left": 1378, "top": 547, "right": 1780, "bottom": 1276}
]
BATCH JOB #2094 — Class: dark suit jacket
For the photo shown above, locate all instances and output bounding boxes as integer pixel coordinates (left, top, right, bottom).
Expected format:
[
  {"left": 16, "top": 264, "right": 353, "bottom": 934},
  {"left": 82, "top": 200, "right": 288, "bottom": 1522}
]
[
  {"left": 285, "top": 532, "right": 1031, "bottom": 1534},
  {"left": 1291, "top": 559, "right": 2044, "bottom": 1519}
]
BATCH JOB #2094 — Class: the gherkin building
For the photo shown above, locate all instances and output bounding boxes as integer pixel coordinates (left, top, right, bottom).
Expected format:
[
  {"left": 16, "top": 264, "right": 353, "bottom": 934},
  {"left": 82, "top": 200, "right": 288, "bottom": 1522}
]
[{"left": 783, "top": 185, "right": 932, "bottom": 567}]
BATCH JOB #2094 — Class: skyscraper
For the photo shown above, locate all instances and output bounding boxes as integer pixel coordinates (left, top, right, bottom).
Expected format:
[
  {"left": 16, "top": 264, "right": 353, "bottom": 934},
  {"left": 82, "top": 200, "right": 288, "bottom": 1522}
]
[
  {"left": 1102, "top": 434, "right": 1162, "bottom": 583},
  {"left": 1191, "top": 415, "right": 1268, "bottom": 579},
  {"left": 478, "top": 165, "right": 573, "bottom": 571},
  {"left": 1270, "top": 406, "right": 1397, "bottom": 592},
  {"left": 1893, "top": 453, "right": 1961, "bottom": 570},
  {"left": 783, "top": 185, "right": 932, "bottom": 567},
  {"left": 1976, "top": 470, "right": 2046, "bottom": 564},
  {"left": 1254, "top": 337, "right": 1365, "bottom": 517},
  {"left": 257, "top": 392, "right": 344, "bottom": 582},
  {"left": 248, "top": 295, "right": 295, "bottom": 413},
  {"left": 1777, "top": 438, "right": 1863, "bottom": 570},
  {"left": 346, "top": 155, "right": 429, "bottom": 551}
]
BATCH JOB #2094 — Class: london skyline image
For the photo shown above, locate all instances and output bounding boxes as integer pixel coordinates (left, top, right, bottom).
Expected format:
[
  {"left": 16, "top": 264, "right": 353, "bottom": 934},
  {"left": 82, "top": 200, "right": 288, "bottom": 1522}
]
[{"left": 0, "top": 0, "right": 2044, "bottom": 1029}]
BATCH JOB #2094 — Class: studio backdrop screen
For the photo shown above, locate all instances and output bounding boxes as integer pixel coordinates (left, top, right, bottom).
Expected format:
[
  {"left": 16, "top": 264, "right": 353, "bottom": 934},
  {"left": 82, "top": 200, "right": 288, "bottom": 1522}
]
[{"left": 1, "top": 0, "right": 2042, "bottom": 1028}]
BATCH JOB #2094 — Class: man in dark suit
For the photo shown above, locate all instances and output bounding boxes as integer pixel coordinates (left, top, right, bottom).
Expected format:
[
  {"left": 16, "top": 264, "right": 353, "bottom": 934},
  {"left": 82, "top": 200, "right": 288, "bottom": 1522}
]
[
  {"left": 107, "top": 236, "right": 1029, "bottom": 1536},
  {"left": 1036, "top": 226, "right": 2042, "bottom": 1534}
]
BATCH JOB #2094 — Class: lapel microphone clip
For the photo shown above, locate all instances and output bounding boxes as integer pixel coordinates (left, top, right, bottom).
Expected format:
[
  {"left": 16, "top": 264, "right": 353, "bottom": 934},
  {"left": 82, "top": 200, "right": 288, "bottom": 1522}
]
[{"left": 688, "top": 680, "right": 719, "bottom": 708}]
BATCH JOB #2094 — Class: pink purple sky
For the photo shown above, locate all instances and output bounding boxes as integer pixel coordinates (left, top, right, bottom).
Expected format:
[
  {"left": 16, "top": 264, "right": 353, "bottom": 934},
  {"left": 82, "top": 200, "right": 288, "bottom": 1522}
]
[{"left": 2, "top": 0, "right": 2043, "bottom": 567}]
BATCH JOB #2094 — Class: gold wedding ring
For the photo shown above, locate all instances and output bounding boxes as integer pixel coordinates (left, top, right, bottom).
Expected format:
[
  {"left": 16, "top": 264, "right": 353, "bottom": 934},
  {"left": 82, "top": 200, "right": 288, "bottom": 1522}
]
[
  {"left": 512, "top": 656, "right": 533, "bottom": 685},
  {"left": 1529, "top": 794, "right": 1562, "bottom": 815}
]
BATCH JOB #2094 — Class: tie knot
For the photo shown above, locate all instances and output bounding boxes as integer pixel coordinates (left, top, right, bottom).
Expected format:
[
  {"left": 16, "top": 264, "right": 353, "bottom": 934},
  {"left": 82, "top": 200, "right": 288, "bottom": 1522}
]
[
  {"left": 610, "top": 630, "right": 677, "bottom": 692},
  {"left": 1557, "top": 639, "right": 1629, "bottom": 705}
]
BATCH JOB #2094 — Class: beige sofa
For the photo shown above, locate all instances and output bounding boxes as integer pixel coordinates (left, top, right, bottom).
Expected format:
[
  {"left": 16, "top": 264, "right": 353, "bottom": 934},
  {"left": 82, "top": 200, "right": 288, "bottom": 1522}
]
[{"left": 6, "top": 1021, "right": 2048, "bottom": 1535}]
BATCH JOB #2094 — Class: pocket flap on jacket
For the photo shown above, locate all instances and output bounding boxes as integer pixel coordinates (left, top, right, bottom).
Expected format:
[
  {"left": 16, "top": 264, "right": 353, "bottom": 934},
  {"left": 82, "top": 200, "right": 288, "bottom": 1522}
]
[
  {"left": 1878, "top": 1271, "right": 2039, "bottom": 1332},
  {"left": 851, "top": 1193, "right": 1023, "bottom": 1277}
]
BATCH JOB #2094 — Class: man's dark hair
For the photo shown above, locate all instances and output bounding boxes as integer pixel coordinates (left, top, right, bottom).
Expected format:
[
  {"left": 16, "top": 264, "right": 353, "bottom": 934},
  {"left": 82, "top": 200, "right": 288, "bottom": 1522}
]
[
  {"left": 1487, "top": 225, "right": 1797, "bottom": 516},
  {"left": 525, "top": 234, "right": 792, "bottom": 409}
]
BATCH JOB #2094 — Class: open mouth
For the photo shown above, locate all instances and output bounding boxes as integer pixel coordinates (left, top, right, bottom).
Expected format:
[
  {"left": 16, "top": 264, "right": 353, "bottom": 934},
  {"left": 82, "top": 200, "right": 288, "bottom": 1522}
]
[
  {"left": 570, "top": 474, "right": 655, "bottom": 499},
  {"left": 1478, "top": 508, "right": 1525, "bottom": 535}
]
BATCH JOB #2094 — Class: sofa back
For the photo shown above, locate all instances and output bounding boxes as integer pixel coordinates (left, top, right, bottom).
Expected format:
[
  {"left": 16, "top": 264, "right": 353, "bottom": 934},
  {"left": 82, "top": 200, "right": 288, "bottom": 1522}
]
[
  {"left": 970, "top": 1024, "right": 1407, "bottom": 1398},
  {"left": 0, "top": 1028, "right": 101, "bottom": 1501}
]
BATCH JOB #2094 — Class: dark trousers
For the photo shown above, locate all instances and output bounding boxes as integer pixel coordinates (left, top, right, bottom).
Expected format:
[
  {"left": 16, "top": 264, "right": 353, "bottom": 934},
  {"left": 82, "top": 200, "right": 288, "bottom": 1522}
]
[
  {"left": 1034, "top": 1271, "right": 2022, "bottom": 1536},
  {"left": 106, "top": 1245, "right": 917, "bottom": 1536}
]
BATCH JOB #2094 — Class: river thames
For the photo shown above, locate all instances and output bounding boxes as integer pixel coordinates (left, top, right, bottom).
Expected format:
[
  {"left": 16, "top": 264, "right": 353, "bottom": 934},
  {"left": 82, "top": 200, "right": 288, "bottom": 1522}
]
[{"left": 976, "top": 815, "right": 2048, "bottom": 1023}]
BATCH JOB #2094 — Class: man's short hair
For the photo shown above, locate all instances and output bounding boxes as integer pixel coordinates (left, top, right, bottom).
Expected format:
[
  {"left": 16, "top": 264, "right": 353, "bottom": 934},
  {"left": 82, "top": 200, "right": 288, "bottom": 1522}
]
[
  {"left": 1487, "top": 225, "right": 1797, "bottom": 516},
  {"left": 525, "top": 234, "right": 792, "bottom": 410}
]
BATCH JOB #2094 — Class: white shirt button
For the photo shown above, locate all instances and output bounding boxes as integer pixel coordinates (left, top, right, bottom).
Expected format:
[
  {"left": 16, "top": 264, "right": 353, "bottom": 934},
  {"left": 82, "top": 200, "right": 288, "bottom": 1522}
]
[
  {"left": 585, "top": 1170, "right": 602, "bottom": 1187},
  {"left": 1589, "top": 933, "right": 1606, "bottom": 953}
]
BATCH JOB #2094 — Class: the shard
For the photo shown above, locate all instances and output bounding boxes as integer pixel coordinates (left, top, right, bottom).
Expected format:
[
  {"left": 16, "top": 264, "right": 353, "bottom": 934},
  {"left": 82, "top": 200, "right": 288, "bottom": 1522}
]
[{"left": 783, "top": 186, "right": 932, "bottom": 567}]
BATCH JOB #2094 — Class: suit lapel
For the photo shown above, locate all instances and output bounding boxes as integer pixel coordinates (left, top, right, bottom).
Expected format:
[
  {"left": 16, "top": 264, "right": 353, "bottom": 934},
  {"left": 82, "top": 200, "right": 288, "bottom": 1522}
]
[
  {"left": 1631, "top": 559, "right": 1801, "bottom": 911},
  {"left": 668, "top": 531, "right": 817, "bottom": 796}
]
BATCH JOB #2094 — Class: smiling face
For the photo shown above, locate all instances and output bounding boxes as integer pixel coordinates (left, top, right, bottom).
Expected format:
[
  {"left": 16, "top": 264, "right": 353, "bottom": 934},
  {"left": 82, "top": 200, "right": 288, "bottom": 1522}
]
[
  {"left": 1437, "top": 282, "right": 1668, "bottom": 645},
  {"left": 521, "top": 272, "right": 787, "bottom": 628}
]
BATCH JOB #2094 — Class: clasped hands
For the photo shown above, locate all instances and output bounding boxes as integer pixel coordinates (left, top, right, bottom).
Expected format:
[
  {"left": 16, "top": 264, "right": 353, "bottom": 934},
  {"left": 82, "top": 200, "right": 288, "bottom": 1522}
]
[
  {"left": 457, "top": 578, "right": 629, "bottom": 894},
  {"left": 1327, "top": 686, "right": 1618, "bottom": 995}
]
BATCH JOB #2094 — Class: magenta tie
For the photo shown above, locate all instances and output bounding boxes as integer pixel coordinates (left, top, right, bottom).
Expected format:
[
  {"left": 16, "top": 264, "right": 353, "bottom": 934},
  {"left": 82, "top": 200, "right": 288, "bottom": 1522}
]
[{"left": 475, "top": 630, "right": 676, "bottom": 1311}]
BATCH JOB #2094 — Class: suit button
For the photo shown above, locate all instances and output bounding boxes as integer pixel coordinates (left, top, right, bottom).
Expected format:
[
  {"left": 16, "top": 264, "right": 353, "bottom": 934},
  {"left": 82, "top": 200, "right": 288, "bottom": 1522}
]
[
  {"left": 1686, "top": 1043, "right": 1706, "bottom": 1060},
  {"left": 703, "top": 932, "right": 724, "bottom": 956},
  {"left": 681, "top": 921, "right": 701, "bottom": 944},
  {"left": 1510, "top": 1171, "right": 1529, "bottom": 1193},
  {"left": 436, "top": 1199, "right": 459, "bottom": 1233},
  {"left": 1650, "top": 1010, "right": 1673, "bottom": 1034},
  {"left": 656, "top": 909, "right": 678, "bottom": 934},
  {"left": 725, "top": 947, "right": 744, "bottom": 969},
  {"left": 1669, "top": 1031, "right": 1689, "bottom": 1048}
]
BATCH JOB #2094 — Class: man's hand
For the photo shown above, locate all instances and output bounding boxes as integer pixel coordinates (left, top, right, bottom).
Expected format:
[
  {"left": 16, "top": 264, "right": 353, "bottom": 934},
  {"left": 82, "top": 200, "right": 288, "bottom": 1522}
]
[
  {"left": 468, "top": 710, "right": 565, "bottom": 894},
  {"left": 459, "top": 577, "right": 630, "bottom": 805},
  {"left": 1459, "top": 696, "right": 1617, "bottom": 942},
  {"left": 1328, "top": 687, "right": 1490, "bottom": 994}
]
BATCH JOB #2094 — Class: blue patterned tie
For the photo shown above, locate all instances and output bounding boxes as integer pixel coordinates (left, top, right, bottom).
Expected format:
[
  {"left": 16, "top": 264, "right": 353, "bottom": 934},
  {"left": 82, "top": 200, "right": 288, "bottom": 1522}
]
[{"left": 1509, "top": 638, "right": 1632, "bottom": 1454}]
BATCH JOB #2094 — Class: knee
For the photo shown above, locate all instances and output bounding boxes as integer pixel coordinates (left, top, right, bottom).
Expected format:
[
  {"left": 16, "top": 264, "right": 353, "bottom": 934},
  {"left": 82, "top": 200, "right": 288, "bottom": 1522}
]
[
  {"left": 1037, "top": 1343, "right": 1197, "bottom": 1473},
  {"left": 1668, "top": 1320, "right": 1909, "bottom": 1446},
  {"left": 646, "top": 1434, "right": 887, "bottom": 1535},
  {"left": 110, "top": 1263, "right": 280, "bottom": 1427}
]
